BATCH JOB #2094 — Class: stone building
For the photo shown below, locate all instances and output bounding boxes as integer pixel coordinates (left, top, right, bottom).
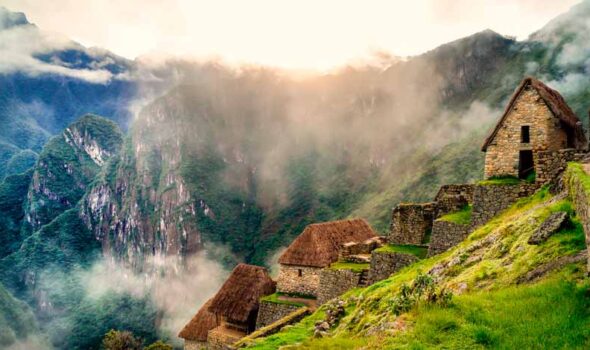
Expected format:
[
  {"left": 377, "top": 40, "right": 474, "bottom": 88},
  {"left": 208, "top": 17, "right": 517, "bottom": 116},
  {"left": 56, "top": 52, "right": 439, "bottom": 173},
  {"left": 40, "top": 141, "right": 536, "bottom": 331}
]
[
  {"left": 178, "top": 299, "right": 218, "bottom": 350},
  {"left": 277, "top": 218, "right": 378, "bottom": 297},
  {"left": 194, "top": 263, "right": 275, "bottom": 349},
  {"left": 482, "top": 77, "right": 587, "bottom": 179}
]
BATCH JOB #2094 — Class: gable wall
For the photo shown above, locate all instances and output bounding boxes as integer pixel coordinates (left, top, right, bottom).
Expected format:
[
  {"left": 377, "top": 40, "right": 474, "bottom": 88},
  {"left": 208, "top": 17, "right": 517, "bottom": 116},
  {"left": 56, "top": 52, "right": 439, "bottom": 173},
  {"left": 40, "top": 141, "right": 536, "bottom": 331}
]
[
  {"left": 484, "top": 86, "right": 568, "bottom": 178},
  {"left": 276, "top": 265, "right": 321, "bottom": 296}
]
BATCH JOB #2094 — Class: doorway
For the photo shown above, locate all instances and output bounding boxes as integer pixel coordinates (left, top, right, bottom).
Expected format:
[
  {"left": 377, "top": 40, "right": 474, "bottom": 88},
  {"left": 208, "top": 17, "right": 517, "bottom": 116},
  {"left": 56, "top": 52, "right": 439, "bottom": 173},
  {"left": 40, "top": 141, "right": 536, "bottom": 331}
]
[{"left": 519, "top": 150, "right": 534, "bottom": 179}]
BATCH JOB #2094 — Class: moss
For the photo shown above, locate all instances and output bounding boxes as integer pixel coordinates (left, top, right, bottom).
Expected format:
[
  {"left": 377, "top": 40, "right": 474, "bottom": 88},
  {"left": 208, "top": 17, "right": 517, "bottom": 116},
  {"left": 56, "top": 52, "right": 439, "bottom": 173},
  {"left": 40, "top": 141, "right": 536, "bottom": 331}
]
[
  {"left": 329, "top": 262, "right": 370, "bottom": 273},
  {"left": 374, "top": 244, "right": 429, "bottom": 259},
  {"left": 438, "top": 205, "right": 472, "bottom": 226}
]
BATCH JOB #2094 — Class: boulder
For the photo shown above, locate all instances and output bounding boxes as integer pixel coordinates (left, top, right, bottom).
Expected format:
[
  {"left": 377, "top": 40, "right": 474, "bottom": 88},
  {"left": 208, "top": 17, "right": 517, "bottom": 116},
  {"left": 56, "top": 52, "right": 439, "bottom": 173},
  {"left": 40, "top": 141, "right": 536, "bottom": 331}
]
[{"left": 528, "top": 212, "right": 568, "bottom": 245}]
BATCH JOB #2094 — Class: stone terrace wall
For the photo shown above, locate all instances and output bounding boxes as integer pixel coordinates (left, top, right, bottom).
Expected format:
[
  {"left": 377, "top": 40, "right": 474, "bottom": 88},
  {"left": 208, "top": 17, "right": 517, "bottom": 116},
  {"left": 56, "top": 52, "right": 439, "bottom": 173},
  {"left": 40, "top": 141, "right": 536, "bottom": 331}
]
[
  {"left": 184, "top": 340, "right": 207, "bottom": 350},
  {"left": 564, "top": 166, "right": 590, "bottom": 273},
  {"left": 339, "top": 237, "right": 384, "bottom": 260},
  {"left": 435, "top": 184, "right": 475, "bottom": 203},
  {"left": 427, "top": 220, "right": 470, "bottom": 257},
  {"left": 255, "top": 301, "right": 303, "bottom": 329},
  {"left": 276, "top": 265, "right": 322, "bottom": 297},
  {"left": 389, "top": 203, "right": 435, "bottom": 245},
  {"left": 317, "top": 269, "right": 362, "bottom": 305},
  {"left": 207, "top": 326, "right": 242, "bottom": 350},
  {"left": 368, "top": 251, "right": 418, "bottom": 284},
  {"left": 536, "top": 149, "right": 581, "bottom": 185},
  {"left": 471, "top": 183, "right": 539, "bottom": 227}
]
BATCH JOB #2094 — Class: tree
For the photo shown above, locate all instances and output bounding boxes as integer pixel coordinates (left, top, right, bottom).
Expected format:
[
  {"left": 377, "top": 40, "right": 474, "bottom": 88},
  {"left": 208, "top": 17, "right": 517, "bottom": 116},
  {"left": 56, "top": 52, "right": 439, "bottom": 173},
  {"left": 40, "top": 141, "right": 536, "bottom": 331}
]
[{"left": 102, "top": 329, "right": 142, "bottom": 350}]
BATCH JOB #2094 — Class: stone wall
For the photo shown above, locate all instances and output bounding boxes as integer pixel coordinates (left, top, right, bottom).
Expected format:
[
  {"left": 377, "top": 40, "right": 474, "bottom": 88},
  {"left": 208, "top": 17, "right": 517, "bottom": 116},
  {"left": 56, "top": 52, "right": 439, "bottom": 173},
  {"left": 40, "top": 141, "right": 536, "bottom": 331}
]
[
  {"left": 427, "top": 220, "right": 470, "bottom": 257},
  {"left": 276, "top": 265, "right": 321, "bottom": 297},
  {"left": 484, "top": 86, "right": 569, "bottom": 179},
  {"left": 389, "top": 203, "right": 435, "bottom": 245},
  {"left": 471, "top": 183, "right": 539, "bottom": 227},
  {"left": 207, "top": 326, "right": 243, "bottom": 350},
  {"left": 339, "top": 237, "right": 384, "bottom": 260},
  {"left": 368, "top": 251, "right": 418, "bottom": 284},
  {"left": 184, "top": 340, "right": 207, "bottom": 350},
  {"left": 317, "top": 269, "right": 363, "bottom": 305},
  {"left": 535, "top": 149, "right": 581, "bottom": 185},
  {"left": 435, "top": 184, "right": 475, "bottom": 203},
  {"left": 255, "top": 301, "right": 303, "bottom": 329},
  {"left": 564, "top": 166, "right": 590, "bottom": 273}
]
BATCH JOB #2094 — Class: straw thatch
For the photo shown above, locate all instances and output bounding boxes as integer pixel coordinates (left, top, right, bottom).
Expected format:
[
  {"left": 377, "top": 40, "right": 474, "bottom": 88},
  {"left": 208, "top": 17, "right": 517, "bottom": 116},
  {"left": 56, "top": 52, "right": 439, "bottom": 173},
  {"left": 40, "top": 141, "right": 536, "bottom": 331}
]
[
  {"left": 178, "top": 298, "right": 218, "bottom": 341},
  {"left": 278, "top": 218, "right": 378, "bottom": 268},
  {"left": 482, "top": 77, "right": 587, "bottom": 151},
  {"left": 208, "top": 264, "right": 276, "bottom": 323}
]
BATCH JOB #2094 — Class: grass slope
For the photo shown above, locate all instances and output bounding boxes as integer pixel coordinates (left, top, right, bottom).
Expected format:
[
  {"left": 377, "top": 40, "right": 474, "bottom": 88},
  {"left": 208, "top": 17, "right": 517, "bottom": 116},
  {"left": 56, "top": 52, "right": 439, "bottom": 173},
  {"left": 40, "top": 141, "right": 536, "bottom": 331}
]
[{"left": 246, "top": 185, "right": 589, "bottom": 349}]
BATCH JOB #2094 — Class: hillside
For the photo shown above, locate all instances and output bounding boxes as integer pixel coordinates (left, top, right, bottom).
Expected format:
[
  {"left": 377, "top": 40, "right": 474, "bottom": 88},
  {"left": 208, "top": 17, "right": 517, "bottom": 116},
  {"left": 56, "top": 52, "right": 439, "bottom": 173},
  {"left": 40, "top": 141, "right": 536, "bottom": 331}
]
[
  {"left": 245, "top": 170, "right": 590, "bottom": 349},
  {"left": 0, "top": 7, "right": 135, "bottom": 179}
]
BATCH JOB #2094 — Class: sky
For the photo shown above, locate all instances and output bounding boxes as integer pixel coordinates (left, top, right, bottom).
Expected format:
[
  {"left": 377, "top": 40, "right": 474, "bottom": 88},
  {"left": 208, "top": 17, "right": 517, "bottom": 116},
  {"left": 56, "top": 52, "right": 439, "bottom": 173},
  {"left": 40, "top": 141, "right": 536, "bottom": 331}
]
[{"left": 0, "top": 0, "right": 581, "bottom": 70}]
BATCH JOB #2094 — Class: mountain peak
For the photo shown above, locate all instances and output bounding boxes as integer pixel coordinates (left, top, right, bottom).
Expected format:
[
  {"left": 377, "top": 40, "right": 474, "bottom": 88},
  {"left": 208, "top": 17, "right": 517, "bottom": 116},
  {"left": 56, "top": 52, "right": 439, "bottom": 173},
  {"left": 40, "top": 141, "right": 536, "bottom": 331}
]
[{"left": 0, "top": 6, "right": 31, "bottom": 30}]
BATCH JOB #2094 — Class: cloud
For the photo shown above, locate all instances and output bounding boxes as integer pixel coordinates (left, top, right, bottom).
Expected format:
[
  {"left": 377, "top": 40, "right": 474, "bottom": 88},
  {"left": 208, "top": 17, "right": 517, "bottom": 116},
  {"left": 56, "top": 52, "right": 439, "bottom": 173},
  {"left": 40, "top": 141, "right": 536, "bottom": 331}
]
[{"left": 0, "top": 20, "right": 114, "bottom": 83}]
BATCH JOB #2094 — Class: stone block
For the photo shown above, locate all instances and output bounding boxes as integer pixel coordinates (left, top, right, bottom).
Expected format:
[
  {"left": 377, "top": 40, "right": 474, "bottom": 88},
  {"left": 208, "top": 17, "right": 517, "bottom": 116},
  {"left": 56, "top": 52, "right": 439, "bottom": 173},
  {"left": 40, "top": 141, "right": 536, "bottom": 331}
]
[{"left": 528, "top": 211, "right": 568, "bottom": 245}]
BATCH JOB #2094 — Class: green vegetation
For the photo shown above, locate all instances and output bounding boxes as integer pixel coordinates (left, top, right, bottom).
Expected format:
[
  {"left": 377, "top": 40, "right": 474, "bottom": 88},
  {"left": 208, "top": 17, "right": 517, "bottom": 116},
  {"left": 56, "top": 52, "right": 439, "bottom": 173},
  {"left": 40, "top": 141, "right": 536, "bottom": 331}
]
[
  {"left": 247, "top": 186, "right": 589, "bottom": 349},
  {"left": 0, "top": 282, "right": 38, "bottom": 348},
  {"left": 260, "top": 293, "right": 307, "bottom": 307},
  {"left": 478, "top": 175, "right": 521, "bottom": 185},
  {"left": 381, "top": 278, "right": 590, "bottom": 349},
  {"left": 329, "top": 262, "right": 370, "bottom": 273},
  {"left": 439, "top": 205, "right": 473, "bottom": 226},
  {"left": 375, "top": 244, "right": 429, "bottom": 259}
]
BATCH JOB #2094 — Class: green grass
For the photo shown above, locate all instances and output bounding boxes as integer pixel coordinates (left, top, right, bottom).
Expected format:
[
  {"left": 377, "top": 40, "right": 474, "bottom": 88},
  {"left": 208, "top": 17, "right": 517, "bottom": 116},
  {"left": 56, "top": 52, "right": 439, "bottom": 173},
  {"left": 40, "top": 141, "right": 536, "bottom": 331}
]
[
  {"left": 247, "top": 184, "right": 590, "bottom": 349},
  {"left": 380, "top": 277, "right": 590, "bottom": 349},
  {"left": 478, "top": 175, "right": 521, "bottom": 186},
  {"left": 438, "top": 205, "right": 472, "bottom": 226},
  {"left": 329, "top": 262, "right": 370, "bottom": 273},
  {"left": 260, "top": 293, "right": 307, "bottom": 307},
  {"left": 374, "top": 244, "right": 429, "bottom": 259}
]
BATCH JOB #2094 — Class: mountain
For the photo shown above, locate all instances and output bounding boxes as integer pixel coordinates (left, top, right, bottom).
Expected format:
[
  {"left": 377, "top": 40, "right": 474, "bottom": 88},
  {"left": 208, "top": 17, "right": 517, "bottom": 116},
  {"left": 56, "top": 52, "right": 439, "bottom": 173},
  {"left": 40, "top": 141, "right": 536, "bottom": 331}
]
[
  {"left": 2, "top": 2, "right": 590, "bottom": 349},
  {"left": 0, "top": 7, "right": 135, "bottom": 179},
  {"left": 0, "top": 281, "right": 39, "bottom": 349}
]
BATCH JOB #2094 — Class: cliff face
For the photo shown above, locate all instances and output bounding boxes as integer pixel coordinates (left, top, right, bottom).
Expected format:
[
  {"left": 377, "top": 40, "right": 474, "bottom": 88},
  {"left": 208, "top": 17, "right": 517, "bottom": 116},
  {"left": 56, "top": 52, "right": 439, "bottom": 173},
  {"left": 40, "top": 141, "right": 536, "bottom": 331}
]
[
  {"left": 21, "top": 115, "right": 123, "bottom": 236},
  {"left": 82, "top": 93, "right": 206, "bottom": 269}
]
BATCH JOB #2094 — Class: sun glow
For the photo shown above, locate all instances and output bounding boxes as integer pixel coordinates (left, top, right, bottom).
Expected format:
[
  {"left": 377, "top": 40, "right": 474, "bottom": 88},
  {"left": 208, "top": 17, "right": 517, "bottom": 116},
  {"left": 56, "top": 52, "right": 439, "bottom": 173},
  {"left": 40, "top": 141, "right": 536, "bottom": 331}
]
[{"left": 0, "top": 0, "right": 580, "bottom": 70}]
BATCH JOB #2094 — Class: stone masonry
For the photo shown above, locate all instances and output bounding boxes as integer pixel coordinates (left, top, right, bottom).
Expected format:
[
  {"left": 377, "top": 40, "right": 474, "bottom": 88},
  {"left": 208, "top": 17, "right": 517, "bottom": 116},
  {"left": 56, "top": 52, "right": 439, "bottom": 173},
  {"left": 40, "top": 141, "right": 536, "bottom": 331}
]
[
  {"left": 368, "top": 251, "right": 418, "bottom": 284},
  {"left": 389, "top": 203, "right": 435, "bottom": 245},
  {"left": 183, "top": 340, "right": 206, "bottom": 350},
  {"left": 535, "top": 149, "right": 583, "bottom": 185},
  {"left": 276, "top": 265, "right": 321, "bottom": 297},
  {"left": 255, "top": 301, "right": 303, "bottom": 329},
  {"left": 484, "top": 86, "right": 569, "bottom": 179},
  {"left": 564, "top": 167, "right": 590, "bottom": 272},
  {"left": 427, "top": 220, "right": 470, "bottom": 256},
  {"left": 434, "top": 184, "right": 474, "bottom": 217},
  {"left": 471, "top": 183, "right": 539, "bottom": 228},
  {"left": 317, "top": 269, "right": 363, "bottom": 305}
]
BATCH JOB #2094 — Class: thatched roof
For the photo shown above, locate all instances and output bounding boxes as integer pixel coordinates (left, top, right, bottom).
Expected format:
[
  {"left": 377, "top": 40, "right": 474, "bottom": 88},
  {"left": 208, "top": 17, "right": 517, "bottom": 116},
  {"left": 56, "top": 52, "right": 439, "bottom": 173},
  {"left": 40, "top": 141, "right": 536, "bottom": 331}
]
[
  {"left": 208, "top": 264, "right": 276, "bottom": 323},
  {"left": 482, "top": 77, "right": 587, "bottom": 151},
  {"left": 178, "top": 298, "right": 218, "bottom": 341},
  {"left": 278, "top": 218, "right": 378, "bottom": 268}
]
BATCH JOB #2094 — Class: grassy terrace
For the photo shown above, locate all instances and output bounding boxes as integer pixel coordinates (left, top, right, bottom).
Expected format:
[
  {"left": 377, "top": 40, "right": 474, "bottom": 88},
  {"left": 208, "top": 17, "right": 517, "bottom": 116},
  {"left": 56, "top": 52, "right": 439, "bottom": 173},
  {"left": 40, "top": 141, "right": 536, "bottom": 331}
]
[
  {"left": 374, "top": 244, "right": 429, "bottom": 259},
  {"left": 438, "top": 205, "right": 472, "bottom": 225},
  {"left": 246, "top": 184, "right": 589, "bottom": 349},
  {"left": 260, "top": 292, "right": 315, "bottom": 307},
  {"left": 478, "top": 172, "right": 535, "bottom": 186},
  {"left": 329, "top": 262, "right": 370, "bottom": 273}
]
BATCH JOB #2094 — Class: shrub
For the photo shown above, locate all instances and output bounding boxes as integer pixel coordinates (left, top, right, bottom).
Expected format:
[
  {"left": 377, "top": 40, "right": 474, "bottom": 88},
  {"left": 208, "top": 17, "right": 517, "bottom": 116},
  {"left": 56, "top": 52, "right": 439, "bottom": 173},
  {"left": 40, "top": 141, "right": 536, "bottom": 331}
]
[{"left": 102, "top": 330, "right": 142, "bottom": 350}]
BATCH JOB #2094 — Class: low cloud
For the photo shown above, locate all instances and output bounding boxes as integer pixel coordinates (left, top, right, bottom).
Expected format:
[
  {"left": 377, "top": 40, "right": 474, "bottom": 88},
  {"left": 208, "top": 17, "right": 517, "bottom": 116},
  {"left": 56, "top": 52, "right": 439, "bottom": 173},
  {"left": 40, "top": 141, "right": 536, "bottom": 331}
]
[{"left": 0, "top": 21, "right": 114, "bottom": 83}]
